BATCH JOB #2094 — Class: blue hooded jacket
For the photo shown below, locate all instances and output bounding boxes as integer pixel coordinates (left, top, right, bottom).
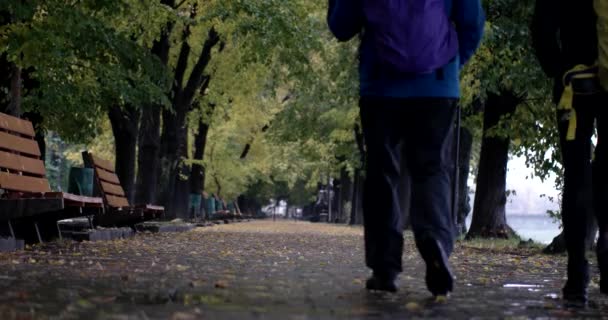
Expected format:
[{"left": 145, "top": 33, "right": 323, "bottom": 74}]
[{"left": 328, "top": 0, "right": 485, "bottom": 98}]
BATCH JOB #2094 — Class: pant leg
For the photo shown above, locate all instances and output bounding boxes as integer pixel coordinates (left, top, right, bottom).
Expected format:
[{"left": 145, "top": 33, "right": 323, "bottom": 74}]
[
  {"left": 360, "top": 97, "right": 406, "bottom": 276},
  {"left": 594, "top": 93, "right": 608, "bottom": 235},
  {"left": 404, "top": 99, "right": 457, "bottom": 256},
  {"left": 558, "top": 95, "right": 595, "bottom": 262}
]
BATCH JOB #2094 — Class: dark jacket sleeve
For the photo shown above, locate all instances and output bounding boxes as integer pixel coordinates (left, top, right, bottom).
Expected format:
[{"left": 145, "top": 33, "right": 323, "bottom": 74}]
[
  {"left": 531, "top": 0, "right": 561, "bottom": 78},
  {"left": 452, "top": 0, "right": 485, "bottom": 66},
  {"left": 327, "top": 0, "right": 363, "bottom": 42}
]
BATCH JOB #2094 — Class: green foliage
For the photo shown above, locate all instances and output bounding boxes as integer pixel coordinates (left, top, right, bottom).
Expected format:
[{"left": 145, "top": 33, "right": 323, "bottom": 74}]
[
  {"left": 1, "top": 0, "right": 567, "bottom": 210},
  {"left": 0, "top": 0, "right": 171, "bottom": 142},
  {"left": 461, "top": 0, "right": 561, "bottom": 189},
  {"left": 45, "top": 117, "right": 115, "bottom": 192},
  {"left": 182, "top": 0, "right": 353, "bottom": 204}
]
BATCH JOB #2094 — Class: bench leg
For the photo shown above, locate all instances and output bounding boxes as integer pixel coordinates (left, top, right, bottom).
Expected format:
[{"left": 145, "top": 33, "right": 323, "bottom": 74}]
[
  {"left": 88, "top": 215, "right": 94, "bottom": 229},
  {"left": 34, "top": 222, "right": 43, "bottom": 244},
  {"left": 1, "top": 220, "right": 14, "bottom": 238},
  {"left": 8, "top": 220, "right": 15, "bottom": 238},
  {"left": 56, "top": 222, "right": 63, "bottom": 241}
]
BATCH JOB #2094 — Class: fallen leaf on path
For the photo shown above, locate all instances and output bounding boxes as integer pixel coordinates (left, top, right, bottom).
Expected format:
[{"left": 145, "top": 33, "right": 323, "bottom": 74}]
[
  {"left": 176, "top": 264, "right": 190, "bottom": 271},
  {"left": 405, "top": 301, "right": 421, "bottom": 312},
  {"left": 170, "top": 311, "right": 197, "bottom": 320}
]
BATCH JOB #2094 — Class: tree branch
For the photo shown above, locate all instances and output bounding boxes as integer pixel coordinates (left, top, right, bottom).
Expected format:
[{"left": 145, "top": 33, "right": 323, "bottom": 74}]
[
  {"left": 239, "top": 124, "right": 271, "bottom": 159},
  {"left": 6, "top": 62, "right": 22, "bottom": 117},
  {"left": 175, "top": 0, "right": 188, "bottom": 8},
  {"left": 182, "top": 27, "right": 220, "bottom": 106},
  {"left": 173, "top": 4, "right": 197, "bottom": 93},
  {"left": 188, "top": 75, "right": 212, "bottom": 113}
]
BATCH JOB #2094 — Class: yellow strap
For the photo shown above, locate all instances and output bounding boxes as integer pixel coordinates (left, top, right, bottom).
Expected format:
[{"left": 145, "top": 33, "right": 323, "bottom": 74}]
[
  {"left": 557, "top": 63, "right": 598, "bottom": 141},
  {"left": 562, "top": 64, "right": 599, "bottom": 84},
  {"left": 566, "top": 110, "right": 577, "bottom": 141},
  {"left": 558, "top": 87, "right": 577, "bottom": 141},
  {"left": 558, "top": 85, "right": 577, "bottom": 141},
  {"left": 558, "top": 85, "right": 574, "bottom": 110}
]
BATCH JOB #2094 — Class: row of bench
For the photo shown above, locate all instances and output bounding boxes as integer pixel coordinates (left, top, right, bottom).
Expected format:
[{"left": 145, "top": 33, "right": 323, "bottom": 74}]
[{"left": 0, "top": 112, "right": 164, "bottom": 247}]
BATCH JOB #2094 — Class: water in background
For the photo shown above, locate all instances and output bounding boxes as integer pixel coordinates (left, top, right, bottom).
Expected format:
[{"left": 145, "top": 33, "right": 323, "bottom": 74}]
[{"left": 465, "top": 214, "right": 561, "bottom": 244}]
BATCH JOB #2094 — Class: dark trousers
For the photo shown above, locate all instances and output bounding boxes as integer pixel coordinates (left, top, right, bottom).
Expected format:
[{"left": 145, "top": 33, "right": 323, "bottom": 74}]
[
  {"left": 558, "top": 93, "right": 608, "bottom": 264},
  {"left": 360, "top": 97, "right": 457, "bottom": 276}
]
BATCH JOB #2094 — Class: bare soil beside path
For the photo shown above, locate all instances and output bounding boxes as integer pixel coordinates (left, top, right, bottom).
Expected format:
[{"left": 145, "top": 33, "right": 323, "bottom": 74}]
[{"left": 1, "top": 220, "right": 607, "bottom": 319}]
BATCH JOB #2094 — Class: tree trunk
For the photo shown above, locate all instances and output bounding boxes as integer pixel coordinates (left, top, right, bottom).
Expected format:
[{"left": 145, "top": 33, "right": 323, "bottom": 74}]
[
  {"left": 190, "top": 112, "right": 211, "bottom": 195},
  {"left": 338, "top": 167, "right": 353, "bottom": 224},
  {"left": 134, "top": 3, "right": 175, "bottom": 206},
  {"left": 467, "top": 91, "right": 520, "bottom": 239},
  {"left": 455, "top": 125, "right": 474, "bottom": 236},
  {"left": 187, "top": 117, "right": 210, "bottom": 218},
  {"left": 456, "top": 100, "right": 484, "bottom": 236},
  {"left": 238, "top": 195, "right": 260, "bottom": 217},
  {"left": 542, "top": 226, "right": 598, "bottom": 254},
  {"left": 22, "top": 112, "right": 45, "bottom": 161},
  {"left": 331, "top": 178, "right": 340, "bottom": 223},
  {"left": 159, "top": 27, "right": 219, "bottom": 218},
  {"left": 350, "top": 123, "right": 366, "bottom": 225},
  {"left": 350, "top": 169, "right": 365, "bottom": 225},
  {"left": 0, "top": 54, "right": 10, "bottom": 112},
  {"left": 135, "top": 105, "right": 161, "bottom": 205},
  {"left": 544, "top": 207, "right": 598, "bottom": 254},
  {"left": 159, "top": 105, "right": 190, "bottom": 218},
  {"left": 108, "top": 105, "right": 139, "bottom": 203},
  {"left": 5, "top": 62, "right": 21, "bottom": 117}
]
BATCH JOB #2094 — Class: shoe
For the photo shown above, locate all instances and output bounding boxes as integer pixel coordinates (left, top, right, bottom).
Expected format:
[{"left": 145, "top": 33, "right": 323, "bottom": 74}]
[
  {"left": 563, "top": 281, "right": 589, "bottom": 303},
  {"left": 417, "top": 236, "right": 454, "bottom": 296},
  {"left": 562, "top": 259, "right": 590, "bottom": 303},
  {"left": 366, "top": 273, "right": 398, "bottom": 293},
  {"left": 597, "top": 232, "right": 608, "bottom": 295}
]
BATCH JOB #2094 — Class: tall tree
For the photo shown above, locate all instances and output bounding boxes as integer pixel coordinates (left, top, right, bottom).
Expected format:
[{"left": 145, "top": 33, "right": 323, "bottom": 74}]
[
  {"left": 159, "top": 25, "right": 220, "bottom": 218},
  {"left": 108, "top": 105, "right": 139, "bottom": 202},
  {"left": 461, "top": 0, "right": 553, "bottom": 239},
  {"left": 468, "top": 91, "right": 521, "bottom": 238},
  {"left": 135, "top": 0, "right": 175, "bottom": 205}
]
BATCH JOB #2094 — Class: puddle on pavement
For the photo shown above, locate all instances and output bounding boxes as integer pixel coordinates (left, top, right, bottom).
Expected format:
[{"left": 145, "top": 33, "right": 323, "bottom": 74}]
[
  {"left": 545, "top": 293, "right": 559, "bottom": 300},
  {"left": 504, "top": 284, "right": 545, "bottom": 292},
  {"left": 503, "top": 284, "right": 543, "bottom": 289}
]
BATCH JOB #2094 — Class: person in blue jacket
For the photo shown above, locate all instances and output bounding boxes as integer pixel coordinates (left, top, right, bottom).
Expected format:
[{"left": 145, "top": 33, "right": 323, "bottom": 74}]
[{"left": 327, "top": 0, "right": 484, "bottom": 296}]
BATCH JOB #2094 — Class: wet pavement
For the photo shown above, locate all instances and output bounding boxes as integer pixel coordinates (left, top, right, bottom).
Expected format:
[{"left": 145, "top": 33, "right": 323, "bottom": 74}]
[{"left": 1, "top": 220, "right": 607, "bottom": 319}]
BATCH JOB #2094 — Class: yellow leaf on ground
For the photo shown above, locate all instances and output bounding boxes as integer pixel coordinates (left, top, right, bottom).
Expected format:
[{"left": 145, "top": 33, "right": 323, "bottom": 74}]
[{"left": 405, "top": 302, "right": 421, "bottom": 312}]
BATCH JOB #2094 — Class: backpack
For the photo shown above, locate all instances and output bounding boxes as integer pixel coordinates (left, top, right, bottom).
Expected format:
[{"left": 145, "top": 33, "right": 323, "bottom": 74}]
[{"left": 362, "top": 0, "right": 459, "bottom": 74}]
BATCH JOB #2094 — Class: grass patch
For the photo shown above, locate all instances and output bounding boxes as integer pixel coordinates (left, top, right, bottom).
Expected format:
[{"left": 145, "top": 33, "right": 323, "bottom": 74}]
[{"left": 458, "top": 236, "right": 544, "bottom": 251}]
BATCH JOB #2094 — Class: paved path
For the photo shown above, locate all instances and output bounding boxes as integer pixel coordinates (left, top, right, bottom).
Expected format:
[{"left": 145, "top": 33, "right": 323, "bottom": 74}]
[{"left": 1, "top": 220, "right": 607, "bottom": 319}]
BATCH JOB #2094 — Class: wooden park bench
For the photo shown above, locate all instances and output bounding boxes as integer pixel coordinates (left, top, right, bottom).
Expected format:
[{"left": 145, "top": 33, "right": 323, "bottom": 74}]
[
  {"left": 0, "top": 112, "right": 103, "bottom": 245},
  {"left": 82, "top": 151, "right": 164, "bottom": 226}
]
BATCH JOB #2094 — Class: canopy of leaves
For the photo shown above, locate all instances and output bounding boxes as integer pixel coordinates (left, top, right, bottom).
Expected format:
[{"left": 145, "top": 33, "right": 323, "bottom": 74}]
[
  {"left": 0, "top": 0, "right": 171, "bottom": 142},
  {"left": 461, "top": 0, "right": 560, "bottom": 185}
]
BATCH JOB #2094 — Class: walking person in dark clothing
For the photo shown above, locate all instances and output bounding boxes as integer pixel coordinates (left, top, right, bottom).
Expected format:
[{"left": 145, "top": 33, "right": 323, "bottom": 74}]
[
  {"left": 532, "top": 0, "right": 608, "bottom": 302},
  {"left": 327, "top": 0, "right": 484, "bottom": 296}
]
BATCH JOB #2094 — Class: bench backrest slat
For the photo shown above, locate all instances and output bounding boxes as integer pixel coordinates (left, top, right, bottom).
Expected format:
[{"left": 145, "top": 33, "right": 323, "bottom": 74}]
[
  {"left": 100, "top": 180, "right": 125, "bottom": 197},
  {"left": 0, "top": 131, "right": 41, "bottom": 157},
  {"left": 90, "top": 154, "right": 114, "bottom": 173},
  {"left": 96, "top": 167, "right": 121, "bottom": 185},
  {"left": 106, "top": 194, "right": 130, "bottom": 208},
  {"left": 0, "top": 112, "right": 50, "bottom": 194},
  {"left": 0, "top": 112, "right": 35, "bottom": 137},
  {"left": 83, "top": 152, "right": 131, "bottom": 208},
  {"left": 0, "top": 172, "right": 51, "bottom": 193},
  {"left": 0, "top": 150, "right": 46, "bottom": 176}
]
